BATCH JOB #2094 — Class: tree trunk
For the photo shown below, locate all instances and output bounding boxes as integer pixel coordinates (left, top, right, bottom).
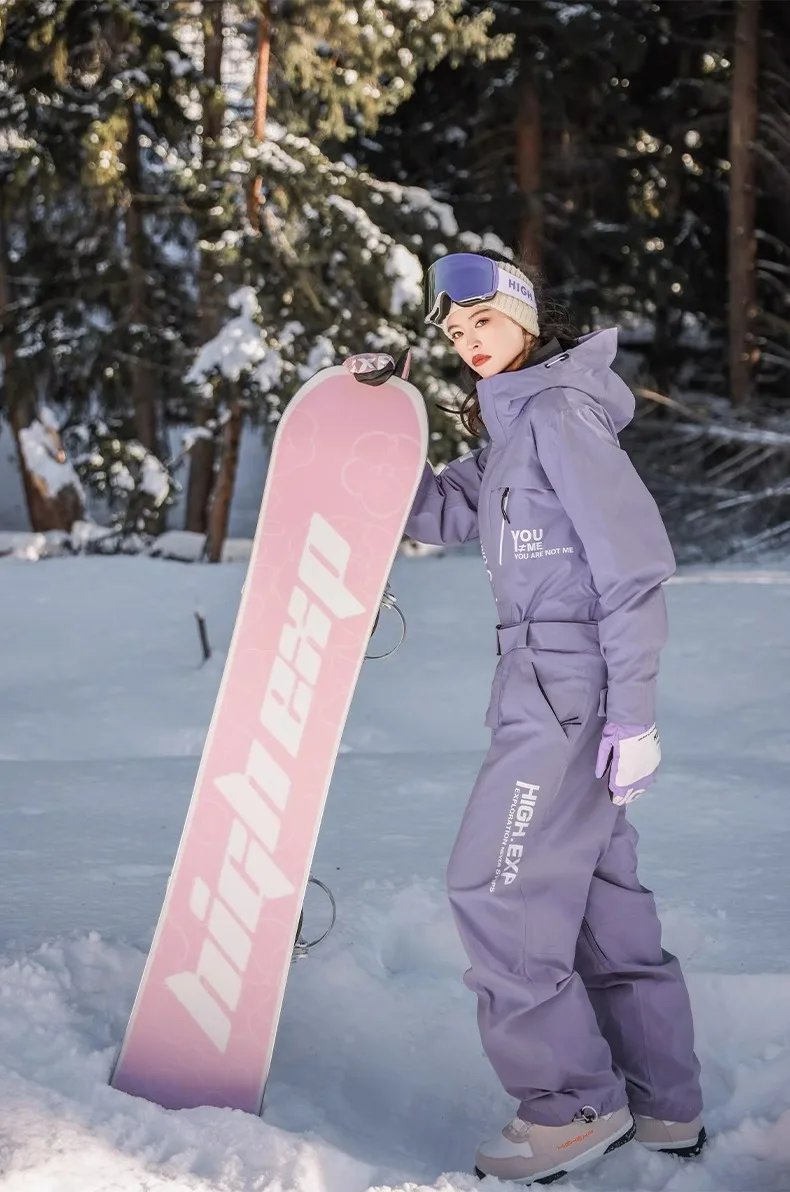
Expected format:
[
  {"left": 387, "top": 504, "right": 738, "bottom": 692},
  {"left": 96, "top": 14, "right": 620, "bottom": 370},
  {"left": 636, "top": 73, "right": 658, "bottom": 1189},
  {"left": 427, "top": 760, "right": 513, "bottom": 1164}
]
[
  {"left": 206, "top": 398, "right": 243, "bottom": 563},
  {"left": 202, "top": 0, "right": 225, "bottom": 151},
  {"left": 124, "top": 106, "right": 158, "bottom": 451},
  {"left": 185, "top": 0, "right": 225, "bottom": 534},
  {"left": 515, "top": 68, "right": 542, "bottom": 269},
  {"left": 184, "top": 408, "right": 217, "bottom": 535},
  {"left": 0, "top": 204, "right": 15, "bottom": 398},
  {"left": 728, "top": 0, "right": 759, "bottom": 406},
  {"left": 651, "top": 47, "right": 691, "bottom": 392},
  {"left": 201, "top": 1, "right": 270, "bottom": 561},
  {"left": 205, "top": 1, "right": 270, "bottom": 562},
  {"left": 0, "top": 204, "right": 83, "bottom": 531},
  {"left": 185, "top": 408, "right": 216, "bottom": 533},
  {"left": 247, "top": 1, "right": 271, "bottom": 231},
  {"left": 6, "top": 403, "right": 84, "bottom": 532}
]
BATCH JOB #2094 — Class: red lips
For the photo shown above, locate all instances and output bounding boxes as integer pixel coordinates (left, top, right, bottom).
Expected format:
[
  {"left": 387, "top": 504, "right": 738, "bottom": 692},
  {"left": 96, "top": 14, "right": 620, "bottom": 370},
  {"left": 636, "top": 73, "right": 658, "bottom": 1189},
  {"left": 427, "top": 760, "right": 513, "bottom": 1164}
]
[{"left": 472, "top": 354, "right": 490, "bottom": 368}]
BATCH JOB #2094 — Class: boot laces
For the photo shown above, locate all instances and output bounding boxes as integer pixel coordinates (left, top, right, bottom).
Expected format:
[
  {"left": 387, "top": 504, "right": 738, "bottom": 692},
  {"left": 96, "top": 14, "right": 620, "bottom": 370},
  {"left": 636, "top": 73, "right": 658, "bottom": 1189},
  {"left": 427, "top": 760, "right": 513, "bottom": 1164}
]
[
  {"left": 505, "top": 1117, "right": 532, "bottom": 1140},
  {"left": 574, "top": 1106, "right": 599, "bottom": 1124}
]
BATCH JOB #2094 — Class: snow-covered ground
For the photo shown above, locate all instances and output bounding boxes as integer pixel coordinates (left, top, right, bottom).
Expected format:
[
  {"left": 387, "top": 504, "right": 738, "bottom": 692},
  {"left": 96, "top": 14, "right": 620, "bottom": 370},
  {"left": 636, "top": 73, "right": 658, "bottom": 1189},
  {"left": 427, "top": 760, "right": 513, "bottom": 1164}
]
[{"left": 0, "top": 553, "right": 789, "bottom": 1191}]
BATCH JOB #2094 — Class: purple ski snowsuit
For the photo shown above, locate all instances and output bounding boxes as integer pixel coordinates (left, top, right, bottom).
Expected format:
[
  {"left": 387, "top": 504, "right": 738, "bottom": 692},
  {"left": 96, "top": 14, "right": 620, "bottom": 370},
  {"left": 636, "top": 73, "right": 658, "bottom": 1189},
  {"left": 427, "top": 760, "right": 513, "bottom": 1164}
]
[{"left": 406, "top": 329, "right": 702, "bottom": 1126}]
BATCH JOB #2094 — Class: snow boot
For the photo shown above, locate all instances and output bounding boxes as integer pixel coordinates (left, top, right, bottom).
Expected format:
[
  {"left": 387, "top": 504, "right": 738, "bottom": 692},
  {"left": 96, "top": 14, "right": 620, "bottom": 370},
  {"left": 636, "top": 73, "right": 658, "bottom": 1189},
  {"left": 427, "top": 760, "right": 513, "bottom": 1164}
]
[
  {"left": 474, "top": 1106, "right": 634, "bottom": 1184},
  {"left": 632, "top": 1114, "right": 706, "bottom": 1157}
]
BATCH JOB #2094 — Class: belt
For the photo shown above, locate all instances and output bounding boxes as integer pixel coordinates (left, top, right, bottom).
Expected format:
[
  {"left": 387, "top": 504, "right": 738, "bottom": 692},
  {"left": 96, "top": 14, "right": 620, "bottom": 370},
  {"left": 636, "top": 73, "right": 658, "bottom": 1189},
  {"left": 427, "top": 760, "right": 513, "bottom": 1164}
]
[{"left": 496, "top": 619, "right": 600, "bottom": 656}]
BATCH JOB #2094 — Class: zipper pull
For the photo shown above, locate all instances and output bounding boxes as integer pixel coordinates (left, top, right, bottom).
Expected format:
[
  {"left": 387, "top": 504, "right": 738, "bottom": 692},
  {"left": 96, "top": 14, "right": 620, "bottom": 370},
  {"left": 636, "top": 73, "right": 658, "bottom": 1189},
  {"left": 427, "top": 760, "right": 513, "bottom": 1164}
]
[{"left": 500, "top": 487, "right": 510, "bottom": 524}]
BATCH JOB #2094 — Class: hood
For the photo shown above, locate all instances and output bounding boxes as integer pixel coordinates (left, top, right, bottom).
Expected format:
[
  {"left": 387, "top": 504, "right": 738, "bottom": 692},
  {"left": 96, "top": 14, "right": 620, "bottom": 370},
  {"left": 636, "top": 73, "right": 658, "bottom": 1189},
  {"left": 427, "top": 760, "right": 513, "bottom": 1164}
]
[{"left": 475, "top": 328, "right": 635, "bottom": 447}]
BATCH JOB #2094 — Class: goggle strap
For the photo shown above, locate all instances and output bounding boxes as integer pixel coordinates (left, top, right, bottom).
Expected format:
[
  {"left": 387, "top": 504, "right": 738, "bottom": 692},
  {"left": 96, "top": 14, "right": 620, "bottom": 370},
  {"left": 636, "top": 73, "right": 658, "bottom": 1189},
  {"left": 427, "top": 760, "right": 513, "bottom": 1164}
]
[
  {"left": 493, "top": 270, "right": 536, "bottom": 309},
  {"left": 424, "top": 266, "right": 536, "bottom": 326}
]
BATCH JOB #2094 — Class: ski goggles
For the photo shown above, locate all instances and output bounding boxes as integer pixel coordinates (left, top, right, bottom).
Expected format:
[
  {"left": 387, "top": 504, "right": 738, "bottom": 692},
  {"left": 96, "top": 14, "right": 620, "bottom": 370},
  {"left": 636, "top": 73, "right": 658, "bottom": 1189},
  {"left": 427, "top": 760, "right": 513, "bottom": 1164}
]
[{"left": 424, "top": 253, "right": 537, "bottom": 326}]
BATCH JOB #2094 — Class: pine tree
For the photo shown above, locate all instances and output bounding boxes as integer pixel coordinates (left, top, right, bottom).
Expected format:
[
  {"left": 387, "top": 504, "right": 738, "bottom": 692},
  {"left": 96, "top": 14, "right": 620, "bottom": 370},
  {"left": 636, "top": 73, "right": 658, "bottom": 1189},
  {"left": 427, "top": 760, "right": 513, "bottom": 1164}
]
[
  {"left": 0, "top": 0, "right": 88, "bottom": 528},
  {"left": 257, "top": 0, "right": 510, "bottom": 144},
  {"left": 352, "top": 2, "right": 658, "bottom": 325},
  {"left": 0, "top": 0, "right": 199, "bottom": 528},
  {"left": 728, "top": 0, "right": 759, "bottom": 405},
  {"left": 753, "top": 0, "right": 790, "bottom": 397},
  {"left": 185, "top": 121, "right": 501, "bottom": 558},
  {"left": 181, "top": 0, "right": 513, "bottom": 550},
  {"left": 355, "top": 0, "right": 739, "bottom": 394},
  {"left": 184, "top": 0, "right": 229, "bottom": 533}
]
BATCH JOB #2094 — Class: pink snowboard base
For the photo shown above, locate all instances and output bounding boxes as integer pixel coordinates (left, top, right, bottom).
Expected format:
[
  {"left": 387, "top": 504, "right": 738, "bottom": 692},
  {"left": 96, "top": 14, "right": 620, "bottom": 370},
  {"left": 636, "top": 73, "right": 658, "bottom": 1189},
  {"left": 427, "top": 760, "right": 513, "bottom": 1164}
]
[{"left": 111, "top": 366, "right": 428, "bottom": 1113}]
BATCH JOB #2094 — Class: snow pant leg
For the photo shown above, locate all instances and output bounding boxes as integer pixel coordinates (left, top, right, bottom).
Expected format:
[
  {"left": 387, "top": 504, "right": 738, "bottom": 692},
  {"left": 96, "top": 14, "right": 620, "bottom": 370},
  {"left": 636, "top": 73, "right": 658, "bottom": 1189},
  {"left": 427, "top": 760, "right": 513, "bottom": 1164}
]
[
  {"left": 446, "top": 646, "right": 627, "bottom": 1126},
  {"left": 574, "top": 811, "right": 703, "bottom": 1121}
]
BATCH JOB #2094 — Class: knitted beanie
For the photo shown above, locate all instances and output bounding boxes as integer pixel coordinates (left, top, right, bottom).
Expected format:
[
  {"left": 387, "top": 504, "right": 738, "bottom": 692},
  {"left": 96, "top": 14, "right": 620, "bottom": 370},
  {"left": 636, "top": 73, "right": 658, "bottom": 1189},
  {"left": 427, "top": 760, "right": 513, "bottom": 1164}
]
[{"left": 442, "top": 260, "right": 540, "bottom": 339}]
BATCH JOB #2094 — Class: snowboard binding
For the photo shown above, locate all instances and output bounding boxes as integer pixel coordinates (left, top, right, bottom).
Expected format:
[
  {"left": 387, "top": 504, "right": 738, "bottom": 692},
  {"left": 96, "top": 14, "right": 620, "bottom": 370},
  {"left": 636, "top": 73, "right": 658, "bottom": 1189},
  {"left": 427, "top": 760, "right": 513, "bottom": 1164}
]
[
  {"left": 291, "top": 357, "right": 414, "bottom": 962},
  {"left": 366, "top": 581, "right": 406, "bottom": 659},
  {"left": 292, "top": 583, "right": 408, "bottom": 960},
  {"left": 292, "top": 875, "right": 337, "bottom": 961},
  {"left": 344, "top": 352, "right": 412, "bottom": 659}
]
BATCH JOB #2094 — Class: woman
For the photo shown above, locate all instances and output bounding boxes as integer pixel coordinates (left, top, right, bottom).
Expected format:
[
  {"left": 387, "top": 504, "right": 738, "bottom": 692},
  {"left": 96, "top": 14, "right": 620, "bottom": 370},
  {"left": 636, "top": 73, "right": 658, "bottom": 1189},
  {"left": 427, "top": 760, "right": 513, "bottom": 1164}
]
[{"left": 407, "top": 250, "right": 704, "bottom": 1184}]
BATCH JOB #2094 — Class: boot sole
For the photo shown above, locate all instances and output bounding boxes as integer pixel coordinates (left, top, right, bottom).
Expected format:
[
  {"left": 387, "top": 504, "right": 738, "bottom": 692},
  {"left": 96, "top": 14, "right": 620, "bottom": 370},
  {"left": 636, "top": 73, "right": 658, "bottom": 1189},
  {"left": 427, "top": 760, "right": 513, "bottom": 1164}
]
[
  {"left": 474, "top": 1119, "right": 635, "bottom": 1184},
  {"left": 637, "top": 1126, "right": 707, "bottom": 1158}
]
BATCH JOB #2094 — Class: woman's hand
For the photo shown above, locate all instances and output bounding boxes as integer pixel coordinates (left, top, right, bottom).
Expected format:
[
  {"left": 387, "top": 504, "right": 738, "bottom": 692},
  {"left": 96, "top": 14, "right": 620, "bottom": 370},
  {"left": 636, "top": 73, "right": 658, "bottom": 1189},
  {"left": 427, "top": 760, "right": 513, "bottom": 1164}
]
[
  {"left": 344, "top": 349, "right": 411, "bottom": 386},
  {"left": 595, "top": 722, "right": 661, "bottom": 806}
]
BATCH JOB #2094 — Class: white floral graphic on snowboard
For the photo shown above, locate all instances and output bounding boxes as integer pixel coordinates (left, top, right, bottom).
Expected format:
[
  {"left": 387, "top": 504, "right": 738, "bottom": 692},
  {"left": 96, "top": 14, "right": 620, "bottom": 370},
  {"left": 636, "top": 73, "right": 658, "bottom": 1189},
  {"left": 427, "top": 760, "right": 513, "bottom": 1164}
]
[{"left": 342, "top": 432, "right": 420, "bottom": 519}]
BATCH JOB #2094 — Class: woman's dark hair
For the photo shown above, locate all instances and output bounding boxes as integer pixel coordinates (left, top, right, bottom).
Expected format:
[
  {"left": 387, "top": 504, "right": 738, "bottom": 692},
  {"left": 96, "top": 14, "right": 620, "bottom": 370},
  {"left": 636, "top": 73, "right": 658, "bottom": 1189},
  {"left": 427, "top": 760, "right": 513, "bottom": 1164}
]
[{"left": 439, "top": 248, "right": 579, "bottom": 439}]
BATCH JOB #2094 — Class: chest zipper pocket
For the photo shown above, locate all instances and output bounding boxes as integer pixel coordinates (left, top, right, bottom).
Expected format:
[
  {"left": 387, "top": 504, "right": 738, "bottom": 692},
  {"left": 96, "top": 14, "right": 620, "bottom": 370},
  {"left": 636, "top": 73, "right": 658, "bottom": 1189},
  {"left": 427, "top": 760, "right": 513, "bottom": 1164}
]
[{"left": 499, "top": 487, "right": 510, "bottom": 565}]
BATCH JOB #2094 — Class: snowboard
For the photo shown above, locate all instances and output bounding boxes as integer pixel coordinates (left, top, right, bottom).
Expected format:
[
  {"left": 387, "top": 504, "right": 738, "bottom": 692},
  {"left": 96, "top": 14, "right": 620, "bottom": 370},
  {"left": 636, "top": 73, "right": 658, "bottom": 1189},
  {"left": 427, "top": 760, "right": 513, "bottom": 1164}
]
[{"left": 110, "top": 364, "right": 428, "bottom": 1113}]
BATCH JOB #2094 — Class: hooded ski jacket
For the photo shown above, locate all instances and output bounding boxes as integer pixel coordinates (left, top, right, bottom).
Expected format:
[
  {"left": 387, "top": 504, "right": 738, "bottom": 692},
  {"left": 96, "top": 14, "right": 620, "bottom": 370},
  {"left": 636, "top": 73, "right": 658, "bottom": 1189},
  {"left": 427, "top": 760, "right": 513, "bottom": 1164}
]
[{"left": 405, "top": 329, "right": 675, "bottom": 726}]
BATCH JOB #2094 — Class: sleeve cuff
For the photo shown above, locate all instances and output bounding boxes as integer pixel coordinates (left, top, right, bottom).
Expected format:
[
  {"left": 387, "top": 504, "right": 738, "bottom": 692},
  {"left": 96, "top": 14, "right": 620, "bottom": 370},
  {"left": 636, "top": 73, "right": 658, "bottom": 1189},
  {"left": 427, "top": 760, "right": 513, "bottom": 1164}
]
[{"left": 603, "top": 682, "right": 657, "bottom": 727}]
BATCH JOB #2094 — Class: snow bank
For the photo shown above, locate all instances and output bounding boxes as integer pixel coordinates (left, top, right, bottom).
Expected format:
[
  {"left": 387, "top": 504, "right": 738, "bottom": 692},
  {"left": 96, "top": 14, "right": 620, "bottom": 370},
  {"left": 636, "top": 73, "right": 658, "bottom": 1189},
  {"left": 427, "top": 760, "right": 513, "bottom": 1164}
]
[
  {"left": 17, "top": 408, "right": 84, "bottom": 500},
  {"left": 0, "top": 529, "right": 71, "bottom": 560}
]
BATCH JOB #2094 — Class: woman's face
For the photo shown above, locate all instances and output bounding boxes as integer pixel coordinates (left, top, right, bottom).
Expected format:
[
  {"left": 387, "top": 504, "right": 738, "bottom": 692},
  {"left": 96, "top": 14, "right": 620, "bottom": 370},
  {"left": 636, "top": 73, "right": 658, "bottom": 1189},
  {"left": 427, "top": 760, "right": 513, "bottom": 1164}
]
[{"left": 446, "top": 305, "right": 529, "bottom": 378}]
